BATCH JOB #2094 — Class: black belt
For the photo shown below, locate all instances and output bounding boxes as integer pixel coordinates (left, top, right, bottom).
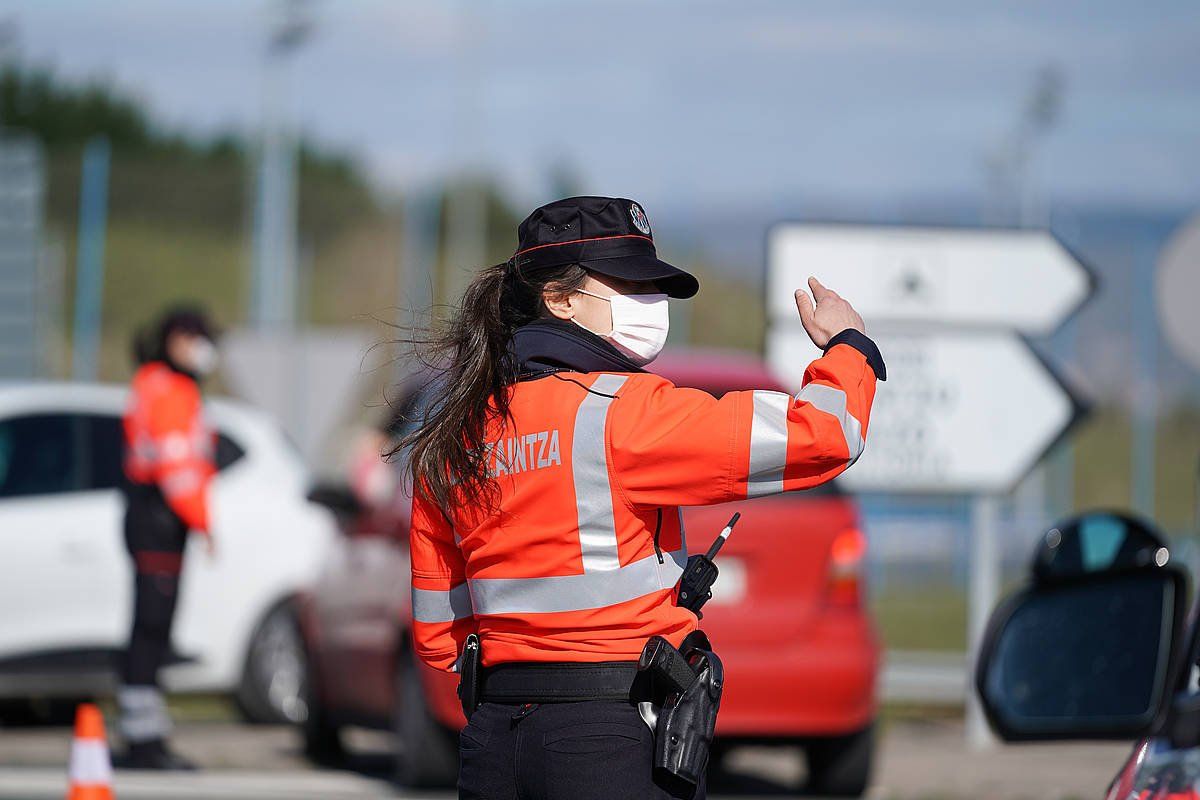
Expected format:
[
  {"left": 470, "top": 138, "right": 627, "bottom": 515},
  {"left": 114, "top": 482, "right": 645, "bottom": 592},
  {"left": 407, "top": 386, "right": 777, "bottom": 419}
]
[{"left": 479, "top": 661, "right": 640, "bottom": 703}]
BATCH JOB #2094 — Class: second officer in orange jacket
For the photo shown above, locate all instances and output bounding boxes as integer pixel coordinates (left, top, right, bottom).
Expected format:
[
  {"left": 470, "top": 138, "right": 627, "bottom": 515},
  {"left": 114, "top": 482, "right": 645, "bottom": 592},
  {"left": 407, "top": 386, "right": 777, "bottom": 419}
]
[
  {"left": 403, "top": 197, "right": 885, "bottom": 799},
  {"left": 118, "top": 307, "right": 219, "bottom": 770}
]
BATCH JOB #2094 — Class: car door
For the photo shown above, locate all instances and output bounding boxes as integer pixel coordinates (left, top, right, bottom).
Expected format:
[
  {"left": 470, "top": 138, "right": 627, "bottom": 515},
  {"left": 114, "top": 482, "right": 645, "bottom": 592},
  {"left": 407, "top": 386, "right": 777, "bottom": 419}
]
[
  {"left": 311, "top": 394, "right": 421, "bottom": 721},
  {"left": 309, "top": 487, "right": 411, "bottom": 720},
  {"left": 0, "top": 413, "right": 128, "bottom": 664}
]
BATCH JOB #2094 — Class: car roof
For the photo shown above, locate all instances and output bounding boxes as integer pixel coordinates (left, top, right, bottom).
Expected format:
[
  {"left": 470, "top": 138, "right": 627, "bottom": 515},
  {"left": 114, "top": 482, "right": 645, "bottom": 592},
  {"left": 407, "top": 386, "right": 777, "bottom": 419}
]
[{"left": 0, "top": 381, "right": 271, "bottom": 437}]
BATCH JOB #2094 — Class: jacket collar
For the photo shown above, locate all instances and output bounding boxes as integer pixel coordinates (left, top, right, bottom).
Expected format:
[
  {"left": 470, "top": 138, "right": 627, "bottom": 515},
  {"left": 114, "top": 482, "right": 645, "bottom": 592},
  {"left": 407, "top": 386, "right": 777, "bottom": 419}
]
[{"left": 509, "top": 318, "right": 644, "bottom": 379}]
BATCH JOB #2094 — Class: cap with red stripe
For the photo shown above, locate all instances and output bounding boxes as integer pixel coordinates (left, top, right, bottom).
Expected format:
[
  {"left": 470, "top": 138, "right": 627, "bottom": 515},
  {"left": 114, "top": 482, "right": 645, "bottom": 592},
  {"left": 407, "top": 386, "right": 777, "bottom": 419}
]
[{"left": 511, "top": 196, "right": 699, "bottom": 299}]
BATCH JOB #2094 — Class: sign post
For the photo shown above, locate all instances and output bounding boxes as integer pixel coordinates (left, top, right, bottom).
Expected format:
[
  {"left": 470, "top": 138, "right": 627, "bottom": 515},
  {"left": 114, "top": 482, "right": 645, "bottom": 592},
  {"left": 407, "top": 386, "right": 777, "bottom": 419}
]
[
  {"left": 765, "top": 223, "right": 1093, "bottom": 749},
  {"left": 72, "top": 136, "right": 110, "bottom": 381},
  {"left": 966, "top": 494, "right": 1000, "bottom": 748}
]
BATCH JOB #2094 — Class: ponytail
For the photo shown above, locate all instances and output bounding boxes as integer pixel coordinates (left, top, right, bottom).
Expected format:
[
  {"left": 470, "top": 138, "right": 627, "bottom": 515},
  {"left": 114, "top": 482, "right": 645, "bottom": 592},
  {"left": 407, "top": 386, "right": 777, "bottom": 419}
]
[
  {"left": 132, "top": 325, "right": 160, "bottom": 365},
  {"left": 396, "top": 260, "right": 588, "bottom": 514}
]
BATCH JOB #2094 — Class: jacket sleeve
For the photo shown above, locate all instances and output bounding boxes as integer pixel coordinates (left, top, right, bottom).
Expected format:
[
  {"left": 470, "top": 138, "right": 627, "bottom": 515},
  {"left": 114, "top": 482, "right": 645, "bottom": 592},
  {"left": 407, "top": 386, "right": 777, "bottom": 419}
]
[
  {"left": 409, "top": 493, "right": 474, "bottom": 672},
  {"left": 607, "top": 339, "right": 879, "bottom": 508},
  {"left": 147, "top": 382, "right": 215, "bottom": 533}
]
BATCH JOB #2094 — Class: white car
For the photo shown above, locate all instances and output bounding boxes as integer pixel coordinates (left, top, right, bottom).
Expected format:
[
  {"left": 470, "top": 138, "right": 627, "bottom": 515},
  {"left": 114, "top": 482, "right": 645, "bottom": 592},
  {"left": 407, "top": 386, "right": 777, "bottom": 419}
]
[{"left": 0, "top": 382, "right": 336, "bottom": 723}]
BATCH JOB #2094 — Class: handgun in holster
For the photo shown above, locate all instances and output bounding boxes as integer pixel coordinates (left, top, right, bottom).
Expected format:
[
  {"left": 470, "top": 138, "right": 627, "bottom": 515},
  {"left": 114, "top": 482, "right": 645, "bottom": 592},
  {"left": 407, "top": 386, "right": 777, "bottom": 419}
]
[
  {"left": 457, "top": 633, "right": 482, "bottom": 718},
  {"left": 637, "top": 630, "right": 724, "bottom": 790}
]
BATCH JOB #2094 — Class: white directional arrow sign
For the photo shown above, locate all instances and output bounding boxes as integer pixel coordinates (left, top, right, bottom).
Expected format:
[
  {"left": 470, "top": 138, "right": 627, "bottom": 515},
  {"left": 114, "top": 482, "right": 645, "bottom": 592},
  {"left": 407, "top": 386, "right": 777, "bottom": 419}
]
[
  {"left": 767, "top": 225, "right": 1092, "bottom": 335},
  {"left": 767, "top": 327, "right": 1079, "bottom": 494},
  {"left": 764, "top": 223, "right": 1095, "bottom": 751}
]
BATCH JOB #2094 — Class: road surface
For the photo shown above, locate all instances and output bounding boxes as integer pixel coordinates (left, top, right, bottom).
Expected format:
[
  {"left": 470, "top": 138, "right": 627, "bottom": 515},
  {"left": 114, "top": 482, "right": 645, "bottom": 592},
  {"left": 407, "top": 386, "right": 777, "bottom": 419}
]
[{"left": 0, "top": 716, "right": 1130, "bottom": 799}]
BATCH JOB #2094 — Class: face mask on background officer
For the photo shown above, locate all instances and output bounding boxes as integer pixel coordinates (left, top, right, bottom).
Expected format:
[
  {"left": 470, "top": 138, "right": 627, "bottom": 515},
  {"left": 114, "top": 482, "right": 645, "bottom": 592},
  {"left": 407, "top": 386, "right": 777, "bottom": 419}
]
[{"left": 165, "top": 330, "right": 218, "bottom": 378}]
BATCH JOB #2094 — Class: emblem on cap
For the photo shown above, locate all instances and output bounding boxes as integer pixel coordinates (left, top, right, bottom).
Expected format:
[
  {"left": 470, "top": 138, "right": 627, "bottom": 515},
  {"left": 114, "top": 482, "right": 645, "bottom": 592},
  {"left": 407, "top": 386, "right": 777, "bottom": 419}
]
[{"left": 629, "top": 202, "right": 652, "bottom": 236}]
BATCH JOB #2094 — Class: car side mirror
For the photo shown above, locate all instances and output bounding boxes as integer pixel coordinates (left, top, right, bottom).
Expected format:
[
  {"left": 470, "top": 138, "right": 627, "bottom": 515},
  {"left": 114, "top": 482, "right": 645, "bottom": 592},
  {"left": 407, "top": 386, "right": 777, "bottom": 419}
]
[
  {"left": 306, "top": 482, "right": 364, "bottom": 519},
  {"left": 976, "top": 511, "right": 1189, "bottom": 741}
]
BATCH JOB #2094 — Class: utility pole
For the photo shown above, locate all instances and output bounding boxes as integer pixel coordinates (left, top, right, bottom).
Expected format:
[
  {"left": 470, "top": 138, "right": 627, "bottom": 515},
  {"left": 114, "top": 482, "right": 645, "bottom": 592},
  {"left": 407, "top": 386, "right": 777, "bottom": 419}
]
[
  {"left": 971, "top": 64, "right": 1066, "bottom": 751},
  {"left": 442, "top": 0, "right": 488, "bottom": 304},
  {"left": 71, "top": 137, "right": 110, "bottom": 381},
  {"left": 251, "top": 0, "right": 314, "bottom": 330},
  {"left": 983, "top": 65, "right": 1064, "bottom": 228}
]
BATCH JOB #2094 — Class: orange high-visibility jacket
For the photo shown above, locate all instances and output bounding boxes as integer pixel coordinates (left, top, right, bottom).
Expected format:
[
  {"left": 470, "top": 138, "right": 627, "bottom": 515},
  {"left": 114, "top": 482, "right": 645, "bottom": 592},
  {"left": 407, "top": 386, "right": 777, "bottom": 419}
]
[
  {"left": 410, "top": 341, "right": 878, "bottom": 671},
  {"left": 123, "top": 362, "right": 216, "bottom": 533}
]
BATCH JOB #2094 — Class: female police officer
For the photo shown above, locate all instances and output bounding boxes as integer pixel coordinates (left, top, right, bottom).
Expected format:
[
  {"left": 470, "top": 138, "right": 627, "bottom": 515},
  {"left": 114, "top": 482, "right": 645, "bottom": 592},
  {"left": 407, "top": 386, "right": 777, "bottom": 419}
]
[
  {"left": 119, "top": 307, "right": 219, "bottom": 769},
  {"left": 403, "top": 196, "right": 884, "bottom": 799}
]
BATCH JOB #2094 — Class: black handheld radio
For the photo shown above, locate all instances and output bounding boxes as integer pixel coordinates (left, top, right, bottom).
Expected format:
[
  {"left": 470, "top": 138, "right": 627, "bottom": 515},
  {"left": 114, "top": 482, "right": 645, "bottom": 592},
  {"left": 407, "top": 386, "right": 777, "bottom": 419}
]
[{"left": 675, "top": 513, "right": 741, "bottom": 615}]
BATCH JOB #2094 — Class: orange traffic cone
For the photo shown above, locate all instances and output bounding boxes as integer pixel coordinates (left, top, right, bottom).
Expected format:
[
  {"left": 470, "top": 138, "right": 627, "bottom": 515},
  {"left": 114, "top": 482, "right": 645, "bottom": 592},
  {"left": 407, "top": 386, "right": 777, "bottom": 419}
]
[{"left": 66, "top": 703, "right": 114, "bottom": 800}]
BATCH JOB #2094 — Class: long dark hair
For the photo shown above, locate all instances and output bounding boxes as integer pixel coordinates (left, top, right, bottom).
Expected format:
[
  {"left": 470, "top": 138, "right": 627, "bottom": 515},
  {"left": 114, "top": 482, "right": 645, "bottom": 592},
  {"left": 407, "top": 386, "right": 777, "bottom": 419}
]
[{"left": 396, "top": 261, "right": 588, "bottom": 514}]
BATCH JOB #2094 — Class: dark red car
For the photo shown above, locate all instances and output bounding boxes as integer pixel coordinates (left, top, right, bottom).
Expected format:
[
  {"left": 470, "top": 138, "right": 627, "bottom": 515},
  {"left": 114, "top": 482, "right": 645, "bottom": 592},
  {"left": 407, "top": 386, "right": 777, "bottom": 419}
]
[{"left": 298, "top": 348, "right": 880, "bottom": 795}]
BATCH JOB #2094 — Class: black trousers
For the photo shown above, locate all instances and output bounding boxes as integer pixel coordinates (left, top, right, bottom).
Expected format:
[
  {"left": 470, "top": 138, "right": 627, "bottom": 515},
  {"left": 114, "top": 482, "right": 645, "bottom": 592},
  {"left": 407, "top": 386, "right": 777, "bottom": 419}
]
[
  {"left": 458, "top": 700, "right": 706, "bottom": 800},
  {"left": 121, "top": 485, "right": 187, "bottom": 689}
]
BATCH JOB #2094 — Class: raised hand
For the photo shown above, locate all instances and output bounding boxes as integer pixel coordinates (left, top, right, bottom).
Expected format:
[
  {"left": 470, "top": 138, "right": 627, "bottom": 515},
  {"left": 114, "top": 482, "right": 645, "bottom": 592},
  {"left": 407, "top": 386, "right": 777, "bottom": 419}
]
[{"left": 793, "top": 276, "right": 866, "bottom": 349}]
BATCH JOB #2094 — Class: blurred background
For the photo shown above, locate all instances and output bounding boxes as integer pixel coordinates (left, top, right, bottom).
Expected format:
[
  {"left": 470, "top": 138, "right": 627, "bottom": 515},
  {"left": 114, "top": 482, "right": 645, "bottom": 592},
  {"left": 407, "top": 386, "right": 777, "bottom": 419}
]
[{"left": 0, "top": 1, "right": 1197, "bottom": 798}]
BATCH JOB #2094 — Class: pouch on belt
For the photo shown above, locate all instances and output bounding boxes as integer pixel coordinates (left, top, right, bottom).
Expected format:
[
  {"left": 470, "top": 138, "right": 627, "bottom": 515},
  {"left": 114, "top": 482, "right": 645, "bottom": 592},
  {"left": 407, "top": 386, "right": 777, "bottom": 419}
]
[{"left": 457, "top": 633, "right": 482, "bottom": 718}]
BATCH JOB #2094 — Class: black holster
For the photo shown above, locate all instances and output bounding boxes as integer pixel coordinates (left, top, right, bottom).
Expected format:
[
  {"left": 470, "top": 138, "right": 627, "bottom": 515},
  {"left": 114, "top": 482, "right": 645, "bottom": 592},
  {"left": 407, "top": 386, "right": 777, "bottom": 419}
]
[
  {"left": 457, "top": 633, "right": 482, "bottom": 718},
  {"left": 638, "top": 631, "right": 723, "bottom": 790}
]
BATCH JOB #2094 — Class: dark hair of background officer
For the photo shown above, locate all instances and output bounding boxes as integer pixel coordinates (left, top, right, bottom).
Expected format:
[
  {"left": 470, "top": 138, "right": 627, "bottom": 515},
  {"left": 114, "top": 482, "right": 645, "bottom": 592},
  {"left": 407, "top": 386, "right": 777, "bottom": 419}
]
[{"left": 132, "top": 305, "right": 216, "bottom": 370}]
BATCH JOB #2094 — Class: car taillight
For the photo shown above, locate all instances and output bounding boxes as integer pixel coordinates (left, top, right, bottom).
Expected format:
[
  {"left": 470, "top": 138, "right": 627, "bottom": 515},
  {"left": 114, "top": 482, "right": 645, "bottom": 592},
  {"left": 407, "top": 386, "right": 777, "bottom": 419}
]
[{"left": 827, "top": 528, "right": 867, "bottom": 608}]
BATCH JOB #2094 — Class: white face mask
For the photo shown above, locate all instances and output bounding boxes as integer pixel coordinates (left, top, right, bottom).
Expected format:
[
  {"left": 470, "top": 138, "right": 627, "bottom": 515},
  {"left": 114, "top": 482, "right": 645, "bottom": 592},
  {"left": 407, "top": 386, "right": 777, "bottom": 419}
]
[
  {"left": 189, "top": 338, "right": 219, "bottom": 376},
  {"left": 574, "top": 289, "right": 670, "bottom": 366}
]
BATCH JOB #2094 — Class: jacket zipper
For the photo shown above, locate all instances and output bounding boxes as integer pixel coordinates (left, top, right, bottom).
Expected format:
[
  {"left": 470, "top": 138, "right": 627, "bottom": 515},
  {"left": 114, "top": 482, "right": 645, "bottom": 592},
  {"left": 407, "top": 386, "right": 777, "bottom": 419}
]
[{"left": 653, "top": 509, "right": 664, "bottom": 564}]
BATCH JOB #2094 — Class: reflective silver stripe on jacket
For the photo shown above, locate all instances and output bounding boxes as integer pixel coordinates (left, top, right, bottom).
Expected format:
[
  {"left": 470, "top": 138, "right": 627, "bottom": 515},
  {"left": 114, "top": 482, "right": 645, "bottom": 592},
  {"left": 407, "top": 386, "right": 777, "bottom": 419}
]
[
  {"left": 160, "top": 467, "right": 203, "bottom": 498},
  {"left": 747, "top": 391, "right": 790, "bottom": 497},
  {"left": 411, "top": 582, "right": 474, "bottom": 623},
  {"left": 747, "top": 384, "right": 866, "bottom": 497},
  {"left": 117, "top": 685, "right": 172, "bottom": 743},
  {"left": 797, "top": 383, "right": 865, "bottom": 465},
  {"left": 468, "top": 546, "right": 687, "bottom": 616},
  {"left": 130, "top": 434, "right": 158, "bottom": 462},
  {"left": 413, "top": 371, "right": 688, "bottom": 620},
  {"left": 571, "top": 373, "right": 628, "bottom": 572},
  {"left": 127, "top": 423, "right": 214, "bottom": 466}
]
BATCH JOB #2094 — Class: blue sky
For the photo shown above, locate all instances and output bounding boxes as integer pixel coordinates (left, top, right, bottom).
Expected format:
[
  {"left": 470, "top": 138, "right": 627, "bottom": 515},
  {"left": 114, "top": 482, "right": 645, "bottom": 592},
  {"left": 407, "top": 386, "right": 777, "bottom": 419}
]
[{"left": 4, "top": 0, "right": 1199, "bottom": 214}]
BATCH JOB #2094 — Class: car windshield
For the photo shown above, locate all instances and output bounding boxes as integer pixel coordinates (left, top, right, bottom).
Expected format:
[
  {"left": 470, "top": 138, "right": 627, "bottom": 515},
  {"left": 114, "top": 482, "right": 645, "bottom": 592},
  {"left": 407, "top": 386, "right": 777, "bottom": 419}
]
[
  {"left": 1123, "top": 571, "right": 1200, "bottom": 797},
  {"left": 1131, "top": 740, "right": 1200, "bottom": 798}
]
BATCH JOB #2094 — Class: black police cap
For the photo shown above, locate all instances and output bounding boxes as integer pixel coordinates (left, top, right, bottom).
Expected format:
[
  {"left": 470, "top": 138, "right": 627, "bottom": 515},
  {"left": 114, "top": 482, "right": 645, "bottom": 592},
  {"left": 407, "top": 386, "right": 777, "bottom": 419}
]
[{"left": 511, "top": 196, "right": 699, "bottom": 299}]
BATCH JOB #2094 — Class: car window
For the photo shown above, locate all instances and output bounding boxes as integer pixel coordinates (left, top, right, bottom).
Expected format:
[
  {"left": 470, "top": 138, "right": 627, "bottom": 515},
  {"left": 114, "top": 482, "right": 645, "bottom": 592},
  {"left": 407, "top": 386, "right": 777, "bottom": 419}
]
[
  {"left": 0, "top": 414, "right": 86, "bottom": 498},
  {"left": 83, "top": 414, "right": 126, "bottom": 490},
  {"left": 81, "top": 414, "right": 246, "bottom": 490},
  {"left": 216, "top": 433, "right": 246, "bottom": 470}
]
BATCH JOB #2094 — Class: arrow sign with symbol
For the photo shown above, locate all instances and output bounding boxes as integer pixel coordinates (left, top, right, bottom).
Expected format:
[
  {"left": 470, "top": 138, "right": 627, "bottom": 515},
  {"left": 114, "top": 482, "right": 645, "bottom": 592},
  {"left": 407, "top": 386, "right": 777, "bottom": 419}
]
[
  {"left": 767, "top": 328, "right": 1084, "bottom": 494},
  {"left": 764, "top": 222, "right": 1095, "bottom": 752},
  {"left": 767, "top": 224, "right": 1094, "bottom": 336}
]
